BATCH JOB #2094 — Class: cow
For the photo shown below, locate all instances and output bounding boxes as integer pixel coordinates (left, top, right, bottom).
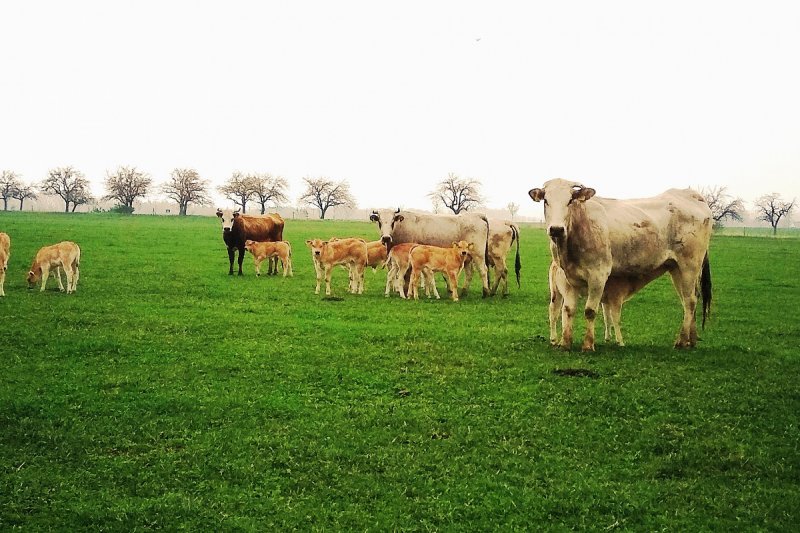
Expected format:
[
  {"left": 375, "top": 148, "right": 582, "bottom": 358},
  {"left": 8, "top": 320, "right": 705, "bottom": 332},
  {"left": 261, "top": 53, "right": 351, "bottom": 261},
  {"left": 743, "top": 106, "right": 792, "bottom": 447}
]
[
  {"left": 26, "top": 241, "right": 81, "bottom": 294},
  {"left": 529, "top": 178, "right": 712, "bottom": 350},
  {"left": 369, "top": 209, "right": 491, "bottom": 297},
  {"left": 408, "top": 241, "right": 474, "bottom": 301},
  {"left": 244, "top": 240, "right": 293, "bottom": 277},
  {"left": 0, "top": 232, "right": 9, "bottom": 297},
  {"left": 487, "top": 220, "right": 521, "bottom": 297},
  {"left": 366, "top": 240, "right": 388, "bottom": 271},
  {"left": 216, "top": 209, "right": 284, "bottom": 276},
  {"left": 305, "top": 238, "right": 368, "bottom": 296}
]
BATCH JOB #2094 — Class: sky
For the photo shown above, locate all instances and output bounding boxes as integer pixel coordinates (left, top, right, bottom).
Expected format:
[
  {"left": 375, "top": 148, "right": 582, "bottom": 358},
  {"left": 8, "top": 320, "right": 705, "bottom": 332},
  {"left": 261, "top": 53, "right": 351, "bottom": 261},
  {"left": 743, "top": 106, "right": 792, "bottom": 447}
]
[{"left": 2, "top": 1, "right": 799, "bottom": 218}]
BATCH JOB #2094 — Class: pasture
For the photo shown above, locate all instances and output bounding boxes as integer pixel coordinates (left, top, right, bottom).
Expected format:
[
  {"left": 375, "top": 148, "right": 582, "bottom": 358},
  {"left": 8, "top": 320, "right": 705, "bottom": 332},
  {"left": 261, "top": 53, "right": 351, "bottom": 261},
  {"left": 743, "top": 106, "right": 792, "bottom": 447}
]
[{"left": 1, "top": 212, "right": 798, "bottom": 530}]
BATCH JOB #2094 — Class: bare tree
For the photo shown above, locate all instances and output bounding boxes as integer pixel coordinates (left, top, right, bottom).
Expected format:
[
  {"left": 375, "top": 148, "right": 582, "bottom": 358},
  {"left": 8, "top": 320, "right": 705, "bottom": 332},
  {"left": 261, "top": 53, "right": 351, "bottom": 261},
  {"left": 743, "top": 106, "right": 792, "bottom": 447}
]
[
  {"left": 161, "top": 168, "right": 210, "bottom": 216},
  {"left": 299, "top": 177, "right": 356, "bottom": 219},
  {"left": 103, "top": 166, "right": 152, "bottom": 213},
  {"left": 250, "top": 173, "right": 289, "bottom": 214},
  {"left": 507, "top": 202, "right": 519, "bottom": 221},
  {"left": 429, "top": 173, "right": 484, "bottom": 214},
  {"left": 754, "top": 192, "right": 795, "bottom": 236},
  {"left": 700, "top": 185, "right": 744, "bottom": 228},
  {"left": 11, "top": 183, "right": 37, "bottom": 211},
  {"left": 218, "top": 172, "right": 255, "bottom": 213},
  {"left": 40, "top": 166, "right": 94, "bottom": 213},
  {"left": 1, "top": 170, "right": 21, "bottom": 211}
]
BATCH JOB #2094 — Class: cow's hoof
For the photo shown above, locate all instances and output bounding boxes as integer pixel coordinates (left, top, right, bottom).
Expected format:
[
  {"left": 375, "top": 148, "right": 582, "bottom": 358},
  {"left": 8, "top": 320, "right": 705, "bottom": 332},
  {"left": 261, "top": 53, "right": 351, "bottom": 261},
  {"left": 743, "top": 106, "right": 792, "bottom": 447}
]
[{"left": 581, "top": 344, "right": 596, "bottom": 352}]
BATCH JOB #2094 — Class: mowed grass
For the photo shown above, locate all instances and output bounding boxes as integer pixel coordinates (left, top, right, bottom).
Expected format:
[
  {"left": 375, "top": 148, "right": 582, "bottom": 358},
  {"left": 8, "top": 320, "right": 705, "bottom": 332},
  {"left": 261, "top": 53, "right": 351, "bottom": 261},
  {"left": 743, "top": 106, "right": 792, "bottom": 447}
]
[{"left": 1, "top": 211, "right": 798, "bottom": 530}]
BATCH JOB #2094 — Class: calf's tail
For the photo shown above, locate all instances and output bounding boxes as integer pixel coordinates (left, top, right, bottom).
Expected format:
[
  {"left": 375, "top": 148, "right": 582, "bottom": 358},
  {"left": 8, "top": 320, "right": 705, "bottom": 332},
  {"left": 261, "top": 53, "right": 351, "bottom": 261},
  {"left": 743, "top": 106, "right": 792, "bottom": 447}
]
[{"left": 701, "top": 252, "right": 712, "bottom": 328}]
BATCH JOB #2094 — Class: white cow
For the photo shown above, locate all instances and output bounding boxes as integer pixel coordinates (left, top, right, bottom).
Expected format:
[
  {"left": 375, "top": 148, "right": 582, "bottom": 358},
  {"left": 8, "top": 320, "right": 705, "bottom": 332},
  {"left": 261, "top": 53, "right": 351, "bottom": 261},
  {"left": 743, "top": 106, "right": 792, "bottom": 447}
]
[{"left": 530, "top": 179, "right": 712, "bottom": 350}]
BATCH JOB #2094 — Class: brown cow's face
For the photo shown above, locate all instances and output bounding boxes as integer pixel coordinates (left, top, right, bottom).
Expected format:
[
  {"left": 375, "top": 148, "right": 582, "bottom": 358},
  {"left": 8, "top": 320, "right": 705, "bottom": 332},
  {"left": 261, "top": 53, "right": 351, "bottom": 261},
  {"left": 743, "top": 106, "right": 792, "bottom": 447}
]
[
  {"left": 26, "top": 267, "right": 40, "bottom": 287},
  {"left": 217, "top": 209, "right": 239, "bottom": 231},
  {"left": 452, "top": 240, "right": 474, "bottom": 260},
  {"left": 529, "top": 179, "right": 595, "bottom": 245},
  {"left": 370, "top": 209, "right": 404, "bottom": 245}
]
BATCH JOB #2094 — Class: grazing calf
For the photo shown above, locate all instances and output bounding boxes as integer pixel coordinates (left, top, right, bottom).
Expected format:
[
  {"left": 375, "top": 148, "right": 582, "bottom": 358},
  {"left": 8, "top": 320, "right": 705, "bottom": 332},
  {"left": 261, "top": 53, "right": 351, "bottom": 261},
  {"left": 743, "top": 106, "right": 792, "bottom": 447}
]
[
  {"left": 0, "top": 232, "right": 9, "bottom": 297},
  {"left": 408, "top": 241, "right": 474, "bottom": 301},
  {"left": 305, "top": 238, "right": 368, "bottom": 296},
  {"left": 244, "top": 240, "right": 293, "bottom": 277},
  {"left": 27, "top": 241, "right": 81, "bottom": 294}
]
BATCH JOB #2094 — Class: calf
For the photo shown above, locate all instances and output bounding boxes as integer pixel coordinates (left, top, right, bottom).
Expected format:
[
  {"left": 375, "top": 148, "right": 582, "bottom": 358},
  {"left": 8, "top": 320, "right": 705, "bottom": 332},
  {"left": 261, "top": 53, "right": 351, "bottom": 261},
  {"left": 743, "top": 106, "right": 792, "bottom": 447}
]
[
  {"left": 305, "top": 238, "right": 368, "bottom": 296},
  {"left": 487, "top": 220, "right": 521, "bottom": 296},
  {"left": 383, "top": 242, "right": 417, "bottom": 298},
  {"left": 244, "top": 240, "right": 293, "bottom": 277},
  {"left": 27, "top": 241, "right": 81, "bottom": 294},
  {"left": 366, "top": 240, "right": 388, "bottom": 271},
  {"left": 0, "top": 232, "right": 9, "bottom": 297},
  {"left": 408, "top": 241, "right": 473, "bottom": 301}
]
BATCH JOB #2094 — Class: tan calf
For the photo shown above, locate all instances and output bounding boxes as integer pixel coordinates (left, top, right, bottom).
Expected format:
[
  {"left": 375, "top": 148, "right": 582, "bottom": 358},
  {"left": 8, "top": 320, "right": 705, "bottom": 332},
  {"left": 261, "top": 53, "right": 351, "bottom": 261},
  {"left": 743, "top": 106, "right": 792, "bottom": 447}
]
[
  {"left": 384, "top": 242, "right": 417, "bottom": 298},
  {"left": 27, "top": 241, "right": 81, "bottom": 294},
  {"left": 305, "top": 238, "right": 368, "bottom": 295},
  {"left": 0, "top": 232, "right": 9, "bottom": 297},
  {"left": 244, "top": 239, "right": 293, "bottom": 277},
  {"left": 408, "top": 241, "right": 473, "bottom": 301}
]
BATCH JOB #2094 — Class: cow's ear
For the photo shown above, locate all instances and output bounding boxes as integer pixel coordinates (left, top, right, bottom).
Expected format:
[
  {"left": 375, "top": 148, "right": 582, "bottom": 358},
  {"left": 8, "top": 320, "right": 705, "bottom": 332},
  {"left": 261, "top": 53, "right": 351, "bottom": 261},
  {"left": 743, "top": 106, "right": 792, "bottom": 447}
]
[
  {"left": 233, "top": 211, "right": 241, "bottom": 218},
  {"left": 572, "top": 187, "right": 596, "bottom": 202},
  {"left": 394, "top": 215, "right": 404, "bottom": 222},
  {"left": 529, "top": 188, "right": 545, "bottom": 202},
  {"left": 468, "top": 243, "right": 475, "bottom": 250},
  {"left": 369, "top": 213, "right": 379, "bottom": 222},
  {"left": 215, "top": 209, "right": 223, "bottom": 218},
  {"left": 322, "top": 241, "right": 329, "bottom": 246},
  {"left": 452, "top": 242, "right": 459, "bottom": 248},
  {"left": 305, "top": 240, "right": 313, "bottom": 246}
]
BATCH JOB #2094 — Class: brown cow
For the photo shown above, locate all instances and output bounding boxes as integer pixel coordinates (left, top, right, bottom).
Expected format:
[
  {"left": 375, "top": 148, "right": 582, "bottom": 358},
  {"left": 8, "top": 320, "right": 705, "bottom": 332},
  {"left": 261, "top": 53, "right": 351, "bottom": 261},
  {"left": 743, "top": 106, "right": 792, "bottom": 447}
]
[
  {"left": 244, "top": 240, "right": 293, "bottom": 277},
  {"left": 27, "top": 241, "right": 81, "bottom": 294},
  {"left": 366, "top": 240, "right": 388, "bottom": 271},
  {"left": 216, "top": 209, "right": 284, "bottom": 275},
  {"left": 0, "top": 232, "right": 9, "bottom": 297},
  {"left": 383, "top": 242, "right": 417, "bottom": 298},
  {"left": 305, "top": 238, "right": 368, "bottom": 296},
  {"left": 408, "top": 241, "right": 474, "bottom": 301}
]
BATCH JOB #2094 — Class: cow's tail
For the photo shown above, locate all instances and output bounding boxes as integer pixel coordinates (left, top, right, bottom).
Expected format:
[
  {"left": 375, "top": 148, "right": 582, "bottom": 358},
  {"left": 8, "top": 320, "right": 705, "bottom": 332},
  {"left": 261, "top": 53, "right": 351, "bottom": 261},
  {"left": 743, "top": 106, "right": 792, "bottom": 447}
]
[
  {"left": 481, "top": 215, "right": 491, "bottom": 269},
  {"left": 511, "top": 223, "right": 521, "bottom": 288},
  {"left": 701, "top": 252, "right": 712, "bottom": 328}
]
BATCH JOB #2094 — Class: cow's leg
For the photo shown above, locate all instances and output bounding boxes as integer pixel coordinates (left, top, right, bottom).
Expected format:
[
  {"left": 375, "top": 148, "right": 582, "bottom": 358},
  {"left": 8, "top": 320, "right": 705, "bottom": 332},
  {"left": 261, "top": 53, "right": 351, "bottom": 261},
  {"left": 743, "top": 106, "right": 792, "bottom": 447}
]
[
  {"left": 281, "top": 256, "right": 289, "bottom": 277},
  {"left": 426, "top": 269, "right": 440, "bottom": 299},
  {"left": 72, "top": 261, "right": 79, "bottom": 292},
  {"left": 324, "top": 266, "right": 334, "bottom": 296},
  {"left": 227, "top": 247, "right": 235, "bottom": 275},
  {"left": 355, "top": 264, "right": 365, "bottom": 294},
  {"left": 0, "top": 265, "right": 5, "bottom": 297},
  {"left": 581, "top": 278, "right": 605, "bottom": 352},
  {"left": 63, "top": 265, "right": 75, "bottom": 294},
  {"left": 396, "top": 265, "right": 409, "bottom": 298},
  {"left": 447, "top": 271, "right": 459, "bottom": 301},
  {"left": 460, "top": 258, "right": 474, "bottom": 297},
  {"left": 409, "top": 268, "right": 420, "bottom": 300},
  {"left": 287, "top": 255, "right": 293, "bottom": 277},
  {"left": 312, "top": 260, "right": 322, "bottom": 294},
  {"left": 607, "top": 301, "right": 625, "bottom": 346},
  {"left": 559, "top": 285, "right": 579, "bottom": 350},
  {"left": 548, "top": 270, "right": 564, "bottom": 346},
  {"left": 254, "top": 256, "right": 263, "bottom": 276},
  {"left": 472, "top": 255, "right": 491, "bottom": 298},
  {"left": 669, "top": 266, "right": 700, "bottom": 348},
  {"left": 385, "top": 263, "right": 395, "bottom": 297},
  {"left": 56, "top": 267, "right": 66, "bottom": 292},
  {"left": 237, "top": 247, "right": 245, "bottom": 275},
  {"left": 39, "top": 265, "right": 50, "bottom": 292}
]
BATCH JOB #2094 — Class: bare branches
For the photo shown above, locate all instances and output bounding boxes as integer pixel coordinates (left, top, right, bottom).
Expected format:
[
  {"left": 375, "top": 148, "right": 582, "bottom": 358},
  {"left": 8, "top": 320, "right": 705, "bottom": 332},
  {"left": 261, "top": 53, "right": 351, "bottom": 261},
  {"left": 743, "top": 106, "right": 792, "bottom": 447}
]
[
  {"left": 103, "top": 166, "right": 152, "bottom": 212},
  {"left": 507, "top": 202, "right": 519, "bottom": 221},
  {"left": 429, "top": 173, "right": 484, "bottom": 214},
  {"left": 299, "top": 177, "right": 356, "bottom": 219},
  {"left": 250, "top": 173, "right": 289, "bottom": 214},
  {"left": 754, "top": 192, "right": 795, "bottom": 236},
  {"left": 40, "top": 166, "right": 94, "bottom": 213},
  {"left": 11, "top": 183, "right": 37, "bottom": 211},
  {"left": 700, "top": 186, "right": 744, "bottom": 228},
  {"left": 161, "top": 168, "right": 210, "bottom": 216},
  {"left": 1, "top": 170, "right": 22, "bottom": 211},
  {"left": 218, "top": 172, "right": 255, "bottom": 214}
]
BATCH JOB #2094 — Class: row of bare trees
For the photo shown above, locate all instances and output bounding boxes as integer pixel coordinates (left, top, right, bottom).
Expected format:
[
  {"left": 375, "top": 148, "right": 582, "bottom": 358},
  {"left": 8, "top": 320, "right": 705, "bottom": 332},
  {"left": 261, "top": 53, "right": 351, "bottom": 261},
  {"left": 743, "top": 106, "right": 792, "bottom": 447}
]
[{"left": 700, "top": 185, "right": 796, "bottom": 235}]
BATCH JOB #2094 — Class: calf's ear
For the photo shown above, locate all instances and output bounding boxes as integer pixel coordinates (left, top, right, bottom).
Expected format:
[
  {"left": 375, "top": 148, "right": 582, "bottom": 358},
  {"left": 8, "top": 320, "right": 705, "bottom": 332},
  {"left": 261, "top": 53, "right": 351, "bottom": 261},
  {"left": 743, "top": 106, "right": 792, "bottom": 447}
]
[
  {"left": 529, "top": 188, "right": 545, "bottom": 202},
  {"left": 305, "top": 240, "right": 313, "bottom": 246}
]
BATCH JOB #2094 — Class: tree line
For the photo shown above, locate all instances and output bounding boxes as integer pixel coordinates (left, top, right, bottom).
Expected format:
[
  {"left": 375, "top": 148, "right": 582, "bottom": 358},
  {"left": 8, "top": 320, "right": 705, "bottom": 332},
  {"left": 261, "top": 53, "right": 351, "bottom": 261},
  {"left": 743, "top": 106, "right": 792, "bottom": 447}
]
[{"left": 0, "top": 168, "right": 795, "bottom": 233}]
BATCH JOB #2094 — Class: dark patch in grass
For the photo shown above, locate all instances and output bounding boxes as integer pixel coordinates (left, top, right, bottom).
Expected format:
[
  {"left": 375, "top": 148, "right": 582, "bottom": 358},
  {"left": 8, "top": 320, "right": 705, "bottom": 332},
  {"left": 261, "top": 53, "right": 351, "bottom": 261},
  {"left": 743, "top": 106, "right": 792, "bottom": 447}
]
[
  {"left": 551, "top": 368, "right": 600, "bottom": 378},
  {"left": 321, "top": 296, "right": 345, "bottom": 301}
]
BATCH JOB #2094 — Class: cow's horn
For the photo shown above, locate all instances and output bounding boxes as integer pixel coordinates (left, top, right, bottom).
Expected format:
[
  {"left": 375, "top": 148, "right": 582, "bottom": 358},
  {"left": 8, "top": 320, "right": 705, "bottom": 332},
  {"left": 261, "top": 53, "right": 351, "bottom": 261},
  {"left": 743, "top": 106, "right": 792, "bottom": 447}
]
[{"left": 395, "top": 207, "right": 400, "bottom": 214}]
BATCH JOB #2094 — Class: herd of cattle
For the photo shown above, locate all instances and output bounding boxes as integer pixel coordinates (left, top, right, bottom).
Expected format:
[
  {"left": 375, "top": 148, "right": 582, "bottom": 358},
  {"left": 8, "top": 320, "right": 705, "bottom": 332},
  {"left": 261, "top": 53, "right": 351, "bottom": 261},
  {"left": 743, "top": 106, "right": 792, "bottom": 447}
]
[{"left": 0, "top": 180, "right": 714, "bottom": 350}]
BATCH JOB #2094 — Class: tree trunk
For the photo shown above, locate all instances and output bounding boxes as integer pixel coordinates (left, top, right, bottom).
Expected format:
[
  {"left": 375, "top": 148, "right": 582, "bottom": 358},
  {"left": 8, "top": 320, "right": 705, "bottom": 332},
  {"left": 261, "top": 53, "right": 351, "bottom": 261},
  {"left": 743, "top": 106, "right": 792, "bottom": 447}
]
[
  {"left": 319, "top": 206, "right": 327, "bottom": 219},
  {"left": 65, "top": 201, "right": 71, "bottom": 213},
  {"left": 180, "top": 202, "right": 188, "bottom": 216},
  {"left": 260, "top": 203, "right": 266, "bottom": 215},
  {"left": 19, "top": 199, "right": 24, "bottom": 210},
  {"left": 2, "top": 198, "right": 7, "bottom": 211}
]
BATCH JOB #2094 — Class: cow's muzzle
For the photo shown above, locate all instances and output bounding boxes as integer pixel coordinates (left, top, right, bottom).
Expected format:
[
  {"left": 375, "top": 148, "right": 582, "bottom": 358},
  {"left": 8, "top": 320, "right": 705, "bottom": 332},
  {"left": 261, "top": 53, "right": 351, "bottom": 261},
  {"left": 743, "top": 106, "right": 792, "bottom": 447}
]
[
  {"left": 548, "top": 226, "right": 566, "bottom": 242},
  {"left": 381, "top": 236, "right": 392, "bottom": 245}
]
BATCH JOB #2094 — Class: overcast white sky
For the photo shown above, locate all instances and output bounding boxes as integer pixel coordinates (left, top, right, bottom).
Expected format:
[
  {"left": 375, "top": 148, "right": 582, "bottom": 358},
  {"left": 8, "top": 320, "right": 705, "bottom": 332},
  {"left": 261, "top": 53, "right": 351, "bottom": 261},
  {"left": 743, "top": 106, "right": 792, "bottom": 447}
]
[{"left": 2, "top": 1, "right": 799, "bottom": 217}]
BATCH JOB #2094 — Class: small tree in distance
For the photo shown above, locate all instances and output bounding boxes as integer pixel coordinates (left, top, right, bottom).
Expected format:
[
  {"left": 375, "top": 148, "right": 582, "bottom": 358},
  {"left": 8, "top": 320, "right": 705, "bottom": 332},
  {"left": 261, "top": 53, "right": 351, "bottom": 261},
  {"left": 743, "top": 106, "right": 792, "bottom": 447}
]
[
  {"left": 218, "top": 172, "right": 255, "bottom": 214},
  {"left": 40, "top": 166, "right": 94, "bottom": 213},
  {"left": 299, "top": 177, "right": 356, "bottom": 219},
  {"left": 251, "top": 173, "right": 289, "bottom": 214},
  {"left": 754, "top": 192, "right": 795, "bottom": 236},
  {"left": 1, "top": 170, "right": 21, "bottom": 211},
  {"left": 507, "top": 202, "right": 519, "bottom": 221},
  {"left": 103, "top": 166, "right": 152, "bottom": 214},
  {"left": 429, "top": 173, "right": 484, "bottom": 214},
  {"left": 12, "top": 183, "right": 37, "bottom": 211},
  {"left": 700, "top": 185, "right": 744, "bottom": 228},
  {"left": 161, "top": 168, "right": 210, "bottom": 216}
]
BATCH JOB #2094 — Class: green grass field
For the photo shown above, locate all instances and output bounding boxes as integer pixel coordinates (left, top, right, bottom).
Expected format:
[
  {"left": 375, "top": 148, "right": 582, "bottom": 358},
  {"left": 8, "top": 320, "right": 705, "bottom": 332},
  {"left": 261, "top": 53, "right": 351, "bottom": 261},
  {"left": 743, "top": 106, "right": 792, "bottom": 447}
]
[{"left": 1, "top": 212, "right": 798, "bottom": 530}]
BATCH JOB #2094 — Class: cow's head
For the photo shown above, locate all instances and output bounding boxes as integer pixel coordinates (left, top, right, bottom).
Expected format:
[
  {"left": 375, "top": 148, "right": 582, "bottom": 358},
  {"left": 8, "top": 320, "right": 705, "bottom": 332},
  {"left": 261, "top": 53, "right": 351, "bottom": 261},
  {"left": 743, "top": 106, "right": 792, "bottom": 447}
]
[
  {"left": 216, "top": 208, "right": 240, "bottom": 232},
  {"left": 305, "top": 239, "right": 327, "bottom": 258},
  {"left": 452, "top": 240, "right": 475, "bottom": 261},
  {"left": 244, "top": 239, "right": 256, "bottom": 252},
  {"left": 529, "top": 179, "right": 595, "bottom": 244},
  {"left": 26, "top": 267, "right": 41, "bottom": 288},
  {"left": 369, "top": 208, "right": 404, "bottom": 245}
]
